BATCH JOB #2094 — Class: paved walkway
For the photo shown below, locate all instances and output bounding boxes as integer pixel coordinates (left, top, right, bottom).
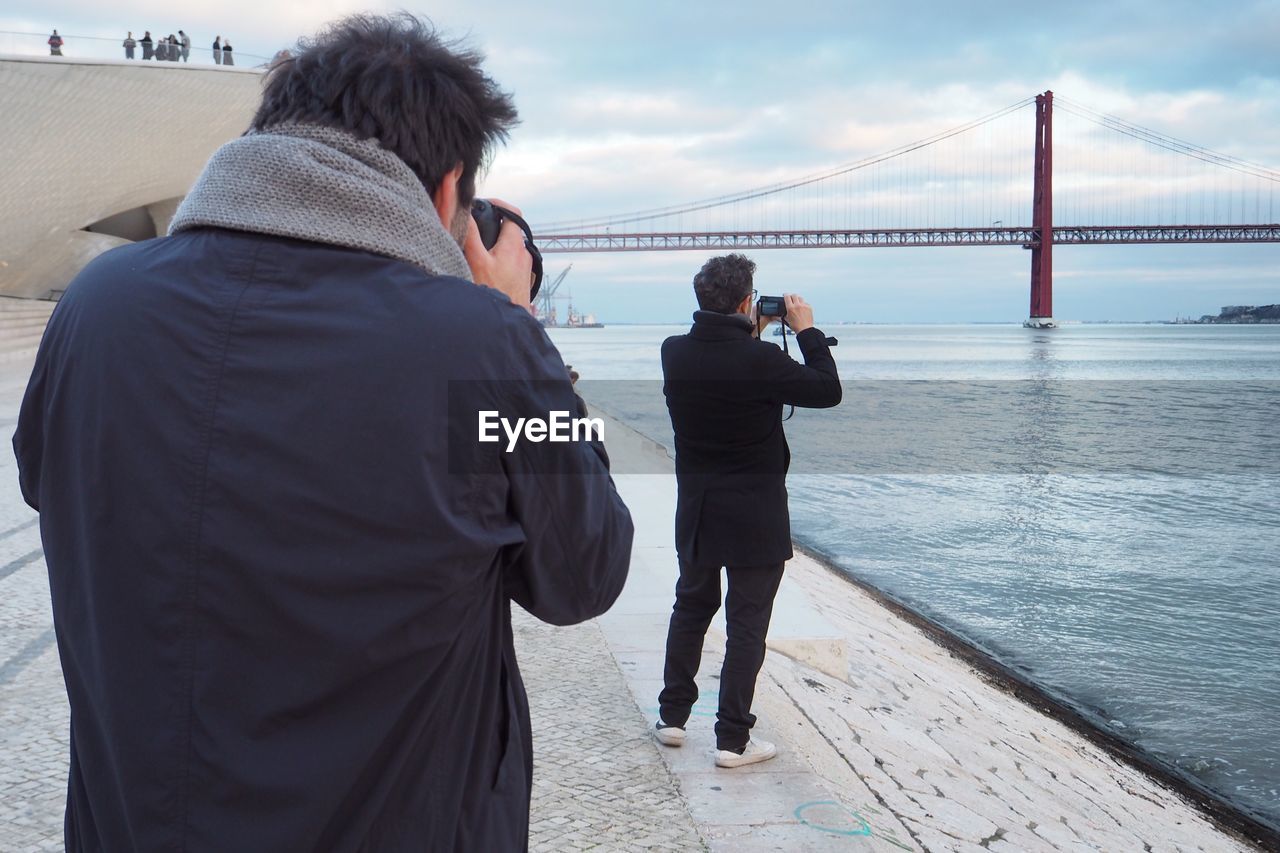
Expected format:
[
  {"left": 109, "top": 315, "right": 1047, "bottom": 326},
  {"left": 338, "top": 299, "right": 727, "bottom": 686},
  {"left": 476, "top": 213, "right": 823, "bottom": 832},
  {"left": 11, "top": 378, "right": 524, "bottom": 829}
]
[
  {"left": 1, "top": 360, "right": 68, "bottom": 853},
  {"left": 518, "top": 613, "right": 704, "bottom": 850},
  {"left": 0, "top": 353, "right": 1262, "bottom": 852}
]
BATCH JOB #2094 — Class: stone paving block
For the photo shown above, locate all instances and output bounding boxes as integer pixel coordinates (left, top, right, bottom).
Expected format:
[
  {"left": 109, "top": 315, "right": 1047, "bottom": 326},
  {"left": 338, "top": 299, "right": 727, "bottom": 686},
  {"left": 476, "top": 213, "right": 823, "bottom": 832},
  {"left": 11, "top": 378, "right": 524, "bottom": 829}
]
[
  {"left": 900, "top": 818, "right": 993, "bottom": 852},
  {"left": 602, "top": 588, "right": 678, "bottom": 618},
  {"left": 596, "top": 617, "right": 672, "bottom": 653},
  {"left": 907, "top": 794, "right": 1001, "bottom": 843},
  {"left": 679, "top": 770, "right": 836, "bottom": 827},
  {"left": 707, "top": 821, "right": 885, "bottom": 852}
]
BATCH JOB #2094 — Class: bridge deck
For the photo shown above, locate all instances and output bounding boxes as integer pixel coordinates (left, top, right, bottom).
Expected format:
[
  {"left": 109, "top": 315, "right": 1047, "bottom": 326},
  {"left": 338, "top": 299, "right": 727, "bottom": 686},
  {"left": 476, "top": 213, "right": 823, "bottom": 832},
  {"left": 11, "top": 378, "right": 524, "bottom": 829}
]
[{"left": 539, "top": 224, "right": 1280, "bottom": 252}]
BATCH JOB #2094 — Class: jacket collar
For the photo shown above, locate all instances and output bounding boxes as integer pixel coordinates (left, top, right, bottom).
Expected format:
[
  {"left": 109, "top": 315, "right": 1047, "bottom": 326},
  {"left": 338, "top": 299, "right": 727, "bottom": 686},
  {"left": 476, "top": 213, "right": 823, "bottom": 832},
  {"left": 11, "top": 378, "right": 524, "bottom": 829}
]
[
  {"left": 168, "top": 123, "right": 473, "bottom": 282},
  {"left": 690, "top": 310, "right": 754, "bottom": 341}
]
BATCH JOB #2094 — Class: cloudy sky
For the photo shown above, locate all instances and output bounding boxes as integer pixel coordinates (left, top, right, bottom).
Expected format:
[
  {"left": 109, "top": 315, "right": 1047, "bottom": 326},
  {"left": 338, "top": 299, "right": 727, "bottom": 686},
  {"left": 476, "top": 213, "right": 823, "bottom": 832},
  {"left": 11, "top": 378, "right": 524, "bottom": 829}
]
[{"left": 6, "top": 1, "right": 1279, "bottom": 321}]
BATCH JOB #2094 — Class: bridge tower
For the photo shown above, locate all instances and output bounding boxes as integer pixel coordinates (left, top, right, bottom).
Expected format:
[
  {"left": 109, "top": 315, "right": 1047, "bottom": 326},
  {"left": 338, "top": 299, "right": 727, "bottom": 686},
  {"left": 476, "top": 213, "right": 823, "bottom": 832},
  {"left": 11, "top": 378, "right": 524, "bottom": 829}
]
[{"left": 1025, "top": 90, "right": 1056, "bottom": 328}]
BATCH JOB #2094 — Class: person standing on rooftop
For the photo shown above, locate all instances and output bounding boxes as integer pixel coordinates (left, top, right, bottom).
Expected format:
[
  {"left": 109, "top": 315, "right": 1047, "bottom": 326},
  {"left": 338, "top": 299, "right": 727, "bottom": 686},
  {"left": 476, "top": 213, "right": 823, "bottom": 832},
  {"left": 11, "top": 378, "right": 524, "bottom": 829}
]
[
  {"left": 141, "top": 31, "right": 153, "bottom": 60},
  {"left": 222, "top": 38, "right": 234, "bottom": 66},
  {"left": 179, "top": 30, "right": 190, "bottom": 62},
  {"left": 212, "top": 35, "right": 222, "bottom": 64},
  {"left": 155, "top": 34, "right": 167, "bottom": 61},
  {"left": 123, "top": 32, "right": 136, "bottom": 60},
  {"left": 168, "top": 35, "right": 180, "bottom": 61},
  {"left": 47, "top": 30, "right": 63, "bottom": 56}
]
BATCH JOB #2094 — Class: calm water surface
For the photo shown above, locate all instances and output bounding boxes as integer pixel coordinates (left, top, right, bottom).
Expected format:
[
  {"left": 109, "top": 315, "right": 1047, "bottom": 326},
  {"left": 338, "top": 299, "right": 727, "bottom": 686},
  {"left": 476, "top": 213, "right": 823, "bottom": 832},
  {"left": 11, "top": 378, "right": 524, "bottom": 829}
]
[{"left": 548, "top": 323, "right": 1280, "bottom": 828}]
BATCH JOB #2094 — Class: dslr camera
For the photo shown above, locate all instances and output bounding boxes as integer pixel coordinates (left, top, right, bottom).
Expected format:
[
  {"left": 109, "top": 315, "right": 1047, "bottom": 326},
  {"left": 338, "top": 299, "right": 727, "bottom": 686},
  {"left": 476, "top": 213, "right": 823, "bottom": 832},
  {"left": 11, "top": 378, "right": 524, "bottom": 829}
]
[{"left": 471, "top": 199, "right": 545, "bottom": 300}]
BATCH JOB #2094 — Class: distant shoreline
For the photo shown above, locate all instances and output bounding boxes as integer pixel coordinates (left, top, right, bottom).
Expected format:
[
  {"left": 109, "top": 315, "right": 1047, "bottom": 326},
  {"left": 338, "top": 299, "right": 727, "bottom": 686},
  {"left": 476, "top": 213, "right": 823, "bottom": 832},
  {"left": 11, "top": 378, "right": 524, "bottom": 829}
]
[{"left": 1190, "top": 305, "right": 1280, "bottom": 324}]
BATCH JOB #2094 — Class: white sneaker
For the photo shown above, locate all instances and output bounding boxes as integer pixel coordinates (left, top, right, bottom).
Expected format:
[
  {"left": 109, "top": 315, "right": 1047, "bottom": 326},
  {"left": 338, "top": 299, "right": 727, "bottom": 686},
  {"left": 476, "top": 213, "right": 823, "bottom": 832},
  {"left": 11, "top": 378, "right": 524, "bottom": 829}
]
[
  {"left": 715, "top": 738, "right": 777, "bottom": 768},
  {"left": 654, "top": 721, "right": 686, "bottom": 747}
]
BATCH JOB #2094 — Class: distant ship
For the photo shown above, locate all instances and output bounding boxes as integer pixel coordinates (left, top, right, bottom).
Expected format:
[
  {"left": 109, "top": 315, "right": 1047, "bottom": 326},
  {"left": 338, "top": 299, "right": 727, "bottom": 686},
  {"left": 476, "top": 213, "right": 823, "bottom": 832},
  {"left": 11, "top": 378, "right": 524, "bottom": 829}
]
[
  {"left": 539, "top": 303, "right": 603, "bottom": 328},
  {"left": 533, "top": 267, "right": 603, "bottom": 327},
  {"left": 565, "top": 305, "right": 604, "bottom": 328}
]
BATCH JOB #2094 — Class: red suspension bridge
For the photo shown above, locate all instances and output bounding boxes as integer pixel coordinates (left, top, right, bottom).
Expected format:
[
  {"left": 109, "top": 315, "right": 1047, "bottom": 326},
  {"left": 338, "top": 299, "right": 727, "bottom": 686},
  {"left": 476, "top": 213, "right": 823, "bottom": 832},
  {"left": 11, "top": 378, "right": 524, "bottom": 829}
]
[{"left": 533, "top": 92, "right": 1280, "bottom": 327}]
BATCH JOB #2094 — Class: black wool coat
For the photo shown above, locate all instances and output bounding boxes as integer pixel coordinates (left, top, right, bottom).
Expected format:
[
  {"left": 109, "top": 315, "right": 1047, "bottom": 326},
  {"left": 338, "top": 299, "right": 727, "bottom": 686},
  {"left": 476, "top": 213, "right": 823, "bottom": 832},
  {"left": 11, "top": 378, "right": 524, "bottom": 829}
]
[
  {"left": 661, "top": 311, "right": 841, "bottom": 567},
  {"left": 13, "top": 228, "right": 634, "bottom": 852}
]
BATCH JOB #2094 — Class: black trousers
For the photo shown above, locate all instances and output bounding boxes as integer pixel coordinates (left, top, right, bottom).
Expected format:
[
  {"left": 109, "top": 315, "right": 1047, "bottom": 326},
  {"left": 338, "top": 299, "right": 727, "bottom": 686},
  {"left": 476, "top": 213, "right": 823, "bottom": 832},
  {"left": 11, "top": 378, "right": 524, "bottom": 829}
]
[{"left": 658, "top": 559, "right": 785, "bottom": 751}]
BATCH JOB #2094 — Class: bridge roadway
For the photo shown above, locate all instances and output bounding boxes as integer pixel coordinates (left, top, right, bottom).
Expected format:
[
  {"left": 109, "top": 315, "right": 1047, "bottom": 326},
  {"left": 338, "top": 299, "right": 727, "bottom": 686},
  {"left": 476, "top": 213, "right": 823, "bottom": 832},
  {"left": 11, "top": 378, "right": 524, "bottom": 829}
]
[{"left": 539, "top": 224, "right": 1280, "bottom": 253}]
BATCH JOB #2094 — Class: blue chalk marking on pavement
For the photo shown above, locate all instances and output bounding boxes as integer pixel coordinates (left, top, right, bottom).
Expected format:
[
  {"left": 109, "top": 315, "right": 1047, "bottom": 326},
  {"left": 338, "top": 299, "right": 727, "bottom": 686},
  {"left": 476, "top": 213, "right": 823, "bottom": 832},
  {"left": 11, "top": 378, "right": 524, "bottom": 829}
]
[
  {"left": 688, "top": 689, "right": 717, "bottom": 717},
  {"left": 647, "top": 689, "right": 720, "bottom": 720},
  {"left": 794, "top": 800, "right": 873, "bottom": 837},
  {"left": 646, "top": 704, "right": 717, "bottom": 718}
]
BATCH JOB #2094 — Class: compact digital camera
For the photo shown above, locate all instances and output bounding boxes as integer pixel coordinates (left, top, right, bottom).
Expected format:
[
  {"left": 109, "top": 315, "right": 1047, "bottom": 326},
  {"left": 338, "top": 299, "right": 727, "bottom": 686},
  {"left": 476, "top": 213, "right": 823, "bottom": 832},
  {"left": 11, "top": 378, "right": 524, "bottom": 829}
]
[{"left": 756, "top": 295, "right": 787, "bottom": 318}]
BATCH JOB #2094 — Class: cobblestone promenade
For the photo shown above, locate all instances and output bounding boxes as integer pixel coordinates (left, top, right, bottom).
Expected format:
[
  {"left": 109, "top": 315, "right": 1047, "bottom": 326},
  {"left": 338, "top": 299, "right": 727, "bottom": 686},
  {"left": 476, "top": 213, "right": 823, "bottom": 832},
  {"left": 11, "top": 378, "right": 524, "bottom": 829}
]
[{"left": 1, "top": 359, "right": 66, "bottom": 852}]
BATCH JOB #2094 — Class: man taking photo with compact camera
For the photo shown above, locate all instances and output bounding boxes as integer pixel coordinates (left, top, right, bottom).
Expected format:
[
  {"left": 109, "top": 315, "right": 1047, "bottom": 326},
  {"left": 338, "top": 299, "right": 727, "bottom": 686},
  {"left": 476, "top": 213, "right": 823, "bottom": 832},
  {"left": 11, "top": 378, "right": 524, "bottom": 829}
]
[
  {"left": 654, "top": 253, "right": 841, "bottom": 767},
  {"left": 14, "top": 13, "right": 632, "bottom": 852}
]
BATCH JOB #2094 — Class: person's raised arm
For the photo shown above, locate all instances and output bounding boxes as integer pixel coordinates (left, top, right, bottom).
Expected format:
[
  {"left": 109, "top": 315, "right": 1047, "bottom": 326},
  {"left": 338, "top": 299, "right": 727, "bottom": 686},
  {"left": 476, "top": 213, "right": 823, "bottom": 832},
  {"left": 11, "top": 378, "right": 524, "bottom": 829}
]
[
  {"left": 757, "top": 293, "right": 842, "bottom": 409},
  {"left": 491, "top": 305, "right": 633, "bottom": 625}
]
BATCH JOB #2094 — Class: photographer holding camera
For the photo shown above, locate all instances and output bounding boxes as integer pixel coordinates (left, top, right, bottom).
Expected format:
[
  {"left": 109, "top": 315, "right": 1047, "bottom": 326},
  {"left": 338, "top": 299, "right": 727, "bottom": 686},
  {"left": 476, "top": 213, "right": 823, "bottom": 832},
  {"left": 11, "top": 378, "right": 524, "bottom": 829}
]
[
  {"left": 654, "top": 253, "right": 841, "bottom": 767},
  {"left": 14, "top": 14, "right": 632, "bottom": 852}
]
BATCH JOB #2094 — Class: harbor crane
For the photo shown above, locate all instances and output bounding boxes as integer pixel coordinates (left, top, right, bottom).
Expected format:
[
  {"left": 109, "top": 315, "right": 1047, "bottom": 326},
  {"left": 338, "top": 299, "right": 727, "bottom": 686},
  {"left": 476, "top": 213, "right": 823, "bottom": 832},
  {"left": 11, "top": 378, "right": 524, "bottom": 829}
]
[{"left": 535, "top": 264, "right": 572, "bottom": 324}]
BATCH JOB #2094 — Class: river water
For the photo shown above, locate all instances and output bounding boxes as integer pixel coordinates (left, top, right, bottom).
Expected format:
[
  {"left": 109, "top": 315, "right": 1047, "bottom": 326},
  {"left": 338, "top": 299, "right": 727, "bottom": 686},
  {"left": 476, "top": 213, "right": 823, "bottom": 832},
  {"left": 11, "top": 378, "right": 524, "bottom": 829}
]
[{"left": 547, "top": 322, "right": 1280, "bottom": 829}]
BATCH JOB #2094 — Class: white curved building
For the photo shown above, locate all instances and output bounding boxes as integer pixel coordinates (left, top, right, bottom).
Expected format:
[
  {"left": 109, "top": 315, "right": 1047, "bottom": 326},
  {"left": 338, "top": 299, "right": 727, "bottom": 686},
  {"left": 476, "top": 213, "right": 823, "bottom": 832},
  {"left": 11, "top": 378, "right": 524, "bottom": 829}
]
[{"left": 0, "top": 55, "right": 263, "bottom": 299}]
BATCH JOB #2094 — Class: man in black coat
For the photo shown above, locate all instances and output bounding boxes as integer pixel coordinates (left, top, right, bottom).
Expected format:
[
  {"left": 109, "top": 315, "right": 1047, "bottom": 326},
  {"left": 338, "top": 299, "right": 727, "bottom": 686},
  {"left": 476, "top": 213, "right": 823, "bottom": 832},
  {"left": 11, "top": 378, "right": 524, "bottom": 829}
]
[
  {"left": 12, "top": 15, "right": 632, "bottom": 852},
  {"left": 654, "top": 253, "right": 841, "bottom": 767}
]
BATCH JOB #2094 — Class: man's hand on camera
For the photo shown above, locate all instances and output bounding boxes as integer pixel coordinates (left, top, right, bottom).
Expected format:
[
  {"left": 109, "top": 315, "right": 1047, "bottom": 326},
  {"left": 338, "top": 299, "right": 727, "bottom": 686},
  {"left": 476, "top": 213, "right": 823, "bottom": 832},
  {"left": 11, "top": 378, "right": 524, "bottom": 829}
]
[
  {"left": 784, "top": 294, "right": 815, "bottom": 333},
  {"left": 463, "top": 197, "right": 534, "bottom": 312},
  {"left": 750, "top": 301, "right": 777, "bottom": 337}
]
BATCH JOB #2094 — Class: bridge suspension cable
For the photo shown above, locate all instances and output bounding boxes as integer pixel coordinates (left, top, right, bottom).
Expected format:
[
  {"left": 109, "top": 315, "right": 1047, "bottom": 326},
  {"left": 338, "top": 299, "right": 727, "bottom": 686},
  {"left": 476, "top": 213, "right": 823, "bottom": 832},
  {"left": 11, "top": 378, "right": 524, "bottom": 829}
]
[
  {"left": 534, "top": 97, "right": 1036, "bottom": 232},
  {"left": 1054, "top": 96, "right": 1280, "bottom": 183},
  {"left": 536, "top": 91, "right": 1279, "bottom": 246},
  {"left": 1052, "top": 95, "right": 1278, "bottom": 228}
]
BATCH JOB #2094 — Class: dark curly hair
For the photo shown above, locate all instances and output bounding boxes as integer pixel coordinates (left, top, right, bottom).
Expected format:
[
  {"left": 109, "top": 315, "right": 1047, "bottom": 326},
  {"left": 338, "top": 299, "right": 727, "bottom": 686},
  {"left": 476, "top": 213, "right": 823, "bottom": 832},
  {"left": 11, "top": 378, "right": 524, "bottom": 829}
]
[
  {"left": 251, "top": 13, "right": 518, "bottom": 206},
  {"left": 693, "top": 254, "right": 757, "bottom": 314}
]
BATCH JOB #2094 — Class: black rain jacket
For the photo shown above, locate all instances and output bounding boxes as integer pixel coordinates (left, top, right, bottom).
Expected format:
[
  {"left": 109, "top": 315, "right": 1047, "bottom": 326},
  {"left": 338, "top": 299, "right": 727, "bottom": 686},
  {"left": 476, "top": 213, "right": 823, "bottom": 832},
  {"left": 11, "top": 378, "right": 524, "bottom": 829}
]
[
  {"left": 13, "top": 228, "right": 633, "bottom": 852},
  {"left": 661, "top": 310, "right": 840, "bottom": 567}
]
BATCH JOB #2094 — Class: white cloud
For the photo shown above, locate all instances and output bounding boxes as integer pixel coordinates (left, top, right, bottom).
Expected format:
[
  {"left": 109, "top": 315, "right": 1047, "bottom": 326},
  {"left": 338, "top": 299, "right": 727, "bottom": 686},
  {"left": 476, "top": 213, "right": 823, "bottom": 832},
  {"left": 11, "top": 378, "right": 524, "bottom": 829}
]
[{"left": 9, "top": 1, "right": 1277, "bottom": 321}]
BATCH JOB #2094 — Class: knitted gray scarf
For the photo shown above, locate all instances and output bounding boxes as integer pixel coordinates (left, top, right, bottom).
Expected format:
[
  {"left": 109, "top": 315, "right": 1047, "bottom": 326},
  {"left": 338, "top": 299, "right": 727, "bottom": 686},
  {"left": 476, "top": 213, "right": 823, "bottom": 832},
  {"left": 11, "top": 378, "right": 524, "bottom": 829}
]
[{"left": 169, "top": 124, "right": 473, "bottom": 281}]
